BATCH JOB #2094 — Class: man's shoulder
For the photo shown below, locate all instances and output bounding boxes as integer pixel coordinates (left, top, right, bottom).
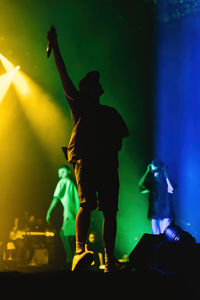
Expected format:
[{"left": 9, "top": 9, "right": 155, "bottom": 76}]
[
  {"left": 62, "top": 177, "right": 76, "bottom": 187},
  {"left": 58, "top": 177, "right": 69, "bottom": 185},
  {"left": 100, "top": 104, "right": 118, "bottom": 114},
  {"left": 61, "top": 176, "right": 73, "bottom": 182}
]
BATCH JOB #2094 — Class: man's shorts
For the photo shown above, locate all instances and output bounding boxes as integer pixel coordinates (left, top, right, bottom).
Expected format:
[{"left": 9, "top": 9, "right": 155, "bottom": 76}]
[{"left": 74, "top": 158, "right": 119, "bottom": 213}]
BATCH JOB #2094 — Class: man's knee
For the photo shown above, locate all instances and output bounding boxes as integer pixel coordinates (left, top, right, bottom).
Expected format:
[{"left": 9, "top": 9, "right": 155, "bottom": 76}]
[
  {"left": 103, "top": 210, "right": 117, "bottom": 221},
  {"left": 79, "top": 203, "right": 93, "bottom": 215}
]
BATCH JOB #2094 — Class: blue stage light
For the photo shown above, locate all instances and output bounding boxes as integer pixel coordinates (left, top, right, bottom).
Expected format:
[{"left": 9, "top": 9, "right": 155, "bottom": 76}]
[{"left": 154, "top": 1, "right": 200, "bottom": 242}]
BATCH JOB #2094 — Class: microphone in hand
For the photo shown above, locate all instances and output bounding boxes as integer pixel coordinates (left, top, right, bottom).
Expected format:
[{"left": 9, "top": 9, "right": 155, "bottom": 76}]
[{"left": 47, "top": 25, "right": 56, "bottom": 58}]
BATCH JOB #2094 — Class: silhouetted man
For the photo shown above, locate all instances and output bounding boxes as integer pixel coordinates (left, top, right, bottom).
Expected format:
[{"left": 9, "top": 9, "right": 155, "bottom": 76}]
[{"left": 47, "top": 26, "right": 129, "bottom": 272}]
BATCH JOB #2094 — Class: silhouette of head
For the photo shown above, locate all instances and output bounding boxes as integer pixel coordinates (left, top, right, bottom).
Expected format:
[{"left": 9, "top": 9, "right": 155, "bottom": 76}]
[
  {"left": 150, "top": 159, "right": 165, "bottom": 173},
  {"left": 58, "top": 165, "right": 71, "bottom": 179},
  {"left": 79, "top": 71, "right": 104, "bottom": 101}
]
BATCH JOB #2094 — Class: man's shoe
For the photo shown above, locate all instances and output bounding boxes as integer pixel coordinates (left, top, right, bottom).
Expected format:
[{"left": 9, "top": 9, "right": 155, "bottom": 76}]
[
  {"left": 104, "top": 257, "right": 131, "bottom": 273},
  {"left": 71, "top": 251, "right": 94, "bottom": 271}
]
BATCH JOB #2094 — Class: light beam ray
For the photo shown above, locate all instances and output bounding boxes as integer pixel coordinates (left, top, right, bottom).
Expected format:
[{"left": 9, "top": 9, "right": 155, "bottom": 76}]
[
  {"left": 0, "top": 66, "right": 20, "bottom": 103},
  {"left": 0, "top": 53, "right": 70, "bottom": 164}
]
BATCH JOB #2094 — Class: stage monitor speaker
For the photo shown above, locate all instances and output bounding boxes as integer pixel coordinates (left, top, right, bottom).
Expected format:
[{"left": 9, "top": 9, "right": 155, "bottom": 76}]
[
  {"left": 129, "top": 233, "right": 164, "bottom": 271},
  {"left": 129, "top": 233, "right": 200, "bottom": 274}
]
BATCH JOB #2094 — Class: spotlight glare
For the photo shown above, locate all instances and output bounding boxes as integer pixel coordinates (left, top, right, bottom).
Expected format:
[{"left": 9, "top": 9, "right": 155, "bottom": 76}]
[
  {"left": 0, "top": 53, "right": 30, "bottom": 97},
  {"left": 0, "top": 53, "right": 69, "bottom": 164},
  {"left": 0, "top": 67, "right": 20, "bottom": 103}
]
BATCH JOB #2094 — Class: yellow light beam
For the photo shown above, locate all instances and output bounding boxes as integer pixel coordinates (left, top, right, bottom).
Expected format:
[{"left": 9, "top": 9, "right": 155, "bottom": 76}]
[
  {"left": 0, "top": 53, "right": 70, "bottom": 164},
  {"left": 0, "top": 66, "right": 20, "bottom": 103},
  {"left": 0, "top": 53, "right": 30, "bottom": 97}
]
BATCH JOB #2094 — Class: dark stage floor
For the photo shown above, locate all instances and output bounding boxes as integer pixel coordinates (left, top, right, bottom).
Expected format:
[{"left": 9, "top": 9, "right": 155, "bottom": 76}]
[{"left": 0, "top": 266, "right": 199, "bottom": 299}]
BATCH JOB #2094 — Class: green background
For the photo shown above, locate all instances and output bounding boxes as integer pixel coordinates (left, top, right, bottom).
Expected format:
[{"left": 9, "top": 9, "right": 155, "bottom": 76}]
[{"left": 0, "top": 0, "right": 154, "bottom": 257}]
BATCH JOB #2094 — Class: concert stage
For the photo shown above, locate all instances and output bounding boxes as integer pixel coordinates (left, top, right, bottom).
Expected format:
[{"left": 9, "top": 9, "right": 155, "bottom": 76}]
[
  {"left": 1, "top": 228, "right": 200, "bottom": 298},
  {"left": 0, "top": 266, "right": 199, "bottom": 299}
]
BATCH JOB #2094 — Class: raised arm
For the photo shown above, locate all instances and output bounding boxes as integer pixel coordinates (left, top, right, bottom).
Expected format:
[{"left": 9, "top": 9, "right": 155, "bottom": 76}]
[
  {"left": 47, "top": 26, "right": 79, "bottom": 100},
  {"left": 138, "top": 164, "right": 151, "bottom": 193}
]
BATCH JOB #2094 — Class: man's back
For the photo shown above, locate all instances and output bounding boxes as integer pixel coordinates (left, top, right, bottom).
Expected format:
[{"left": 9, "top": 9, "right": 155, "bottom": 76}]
[
  {"left": 67, "top": 104, "right": 129, "bottom": 163},
  {"left": 54, "top": 177, "right": 79, "bottom": 220}
]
